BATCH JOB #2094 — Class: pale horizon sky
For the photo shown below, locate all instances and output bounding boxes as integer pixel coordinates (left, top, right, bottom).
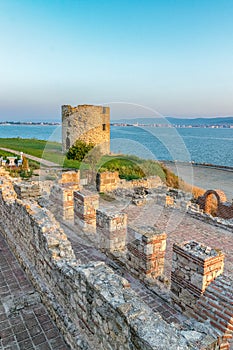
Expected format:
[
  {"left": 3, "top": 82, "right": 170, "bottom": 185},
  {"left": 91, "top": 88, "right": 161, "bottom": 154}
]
[{"left": 1, "top": 0, "right": 233, "bottom": 120}]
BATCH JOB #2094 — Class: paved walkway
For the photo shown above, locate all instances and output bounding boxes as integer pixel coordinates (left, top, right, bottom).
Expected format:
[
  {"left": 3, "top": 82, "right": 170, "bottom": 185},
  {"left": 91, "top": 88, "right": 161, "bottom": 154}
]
[
  {"left": 0, "top": 232, "right": 70, "bottom": 350},
  {"left": 0, "top": 148, "right": 59, "bottom": 167},
  {"left": 123, "top": 201, "right": 233, "bottom": 280},
  {"left": 62, "top": 222, "right": 188, "bottom": 326}
]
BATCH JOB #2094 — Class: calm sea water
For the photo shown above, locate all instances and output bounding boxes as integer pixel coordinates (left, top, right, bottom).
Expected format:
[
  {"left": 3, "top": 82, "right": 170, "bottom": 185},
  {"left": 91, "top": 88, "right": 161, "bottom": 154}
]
[{"left": 0, "top": 124, "right": 233, "bottom": 167}]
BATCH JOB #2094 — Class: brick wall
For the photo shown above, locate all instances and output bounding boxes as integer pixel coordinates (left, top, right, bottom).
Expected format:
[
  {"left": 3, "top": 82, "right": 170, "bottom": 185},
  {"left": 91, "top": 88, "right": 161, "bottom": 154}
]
[
  {"left": 127, "top": 226, "right": 166, "bottom": 283},
  {"left": 171, "top": 241, "right": 225, "bottom": 313},
  {"left": 96, "top": 171, "right": 163, "bottom": 193},
  {"left": 49, "top": 171, "right": 80, "bottom": 220},
  {"left": 189, "top": 275, "right": 233, "bottom": 350}
]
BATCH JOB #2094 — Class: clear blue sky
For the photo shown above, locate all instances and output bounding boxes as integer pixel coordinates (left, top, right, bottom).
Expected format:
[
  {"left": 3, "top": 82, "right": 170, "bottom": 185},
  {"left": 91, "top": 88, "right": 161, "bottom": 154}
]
[{"left": 1, "top": 0, "right": 233, "bottom": 120}]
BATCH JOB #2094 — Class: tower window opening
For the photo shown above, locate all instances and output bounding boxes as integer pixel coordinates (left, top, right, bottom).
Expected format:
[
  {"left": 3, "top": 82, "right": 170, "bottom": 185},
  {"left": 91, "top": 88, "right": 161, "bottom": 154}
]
[{"left": 102, "top": 124, "right": 106, "bottom": 131}]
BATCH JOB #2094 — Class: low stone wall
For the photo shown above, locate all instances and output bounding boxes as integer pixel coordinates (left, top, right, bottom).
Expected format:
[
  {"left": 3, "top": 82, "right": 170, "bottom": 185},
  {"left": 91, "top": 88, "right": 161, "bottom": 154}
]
[
  {"left": 170, "top": 241, "right": 232, "bottom": 349},
  {"left": 188, "top": 206, "right": 233, "bottom": 232},
  {"left": 0, "top": 179, "right": 208, "bottom": 350},
  {"left": 96, "top": 171, "right": 163, "bottom": 193},
  {"left": 189, "top": 275, "right": 233, "bottom": 350},
  {"left": 171, "top": 241, "right": 225, "bottom": 314},
  {"left": 14, "top": 182, "right": 40, "bottom": 200}
]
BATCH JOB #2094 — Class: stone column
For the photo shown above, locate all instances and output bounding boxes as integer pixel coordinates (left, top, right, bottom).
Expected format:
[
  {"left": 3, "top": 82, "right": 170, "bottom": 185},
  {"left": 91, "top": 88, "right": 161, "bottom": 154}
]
[
  {"left": 171, "top": 240, "right": 224, "bottom": 313},
  {"left": 74, "top": 190, "right": 99, "bottom": 233},
  {"left": 50, "top": 184, "right": 78, "bottom": 221},
  {"left": 96, "top": 171, "right": 119, "bottom": 192},
  {"left": 96, "top": 209, "right": 127, "bottom": 253},
  {"left": 126, "top": 226, "right": 166, "bottom": 282}
]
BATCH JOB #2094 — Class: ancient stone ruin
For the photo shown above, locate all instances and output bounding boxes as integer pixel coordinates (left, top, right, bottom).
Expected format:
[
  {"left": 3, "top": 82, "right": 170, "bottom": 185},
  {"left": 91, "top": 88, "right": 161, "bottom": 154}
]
[
  {"left": 197, "top": 190, "right": 233, "bottom": 220},
  {"left": 0, "top": 167, "right": 233, "bottom": 350},
  {"left": 62, "top": 104, "right": 110, "bottom": 154}
]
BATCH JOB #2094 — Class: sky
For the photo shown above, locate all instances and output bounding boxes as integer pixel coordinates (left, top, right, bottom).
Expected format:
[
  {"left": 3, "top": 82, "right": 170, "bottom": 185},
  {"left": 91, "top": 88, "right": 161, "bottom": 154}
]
[{"left": 1, "top": 0, "right": 233, "bottom": 120}]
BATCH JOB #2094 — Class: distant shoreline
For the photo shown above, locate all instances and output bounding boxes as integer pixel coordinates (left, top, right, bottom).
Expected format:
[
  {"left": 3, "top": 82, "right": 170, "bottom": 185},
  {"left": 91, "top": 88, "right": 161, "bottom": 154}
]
[
  {"left": 0, "top": 122, "right": 60, "bottom": 126},
  {"left": 163, "top": 160, "right": 233, "bottom": 172}
]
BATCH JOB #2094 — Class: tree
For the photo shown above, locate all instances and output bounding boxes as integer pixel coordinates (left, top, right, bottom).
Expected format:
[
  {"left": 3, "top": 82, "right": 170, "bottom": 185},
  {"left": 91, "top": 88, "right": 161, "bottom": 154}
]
[
  {"left": 22, "top": 156, "right": 29, "bottom": 171},
  {"left": 66, "top": 140, "right": 94, "bottom": 161},
  {"left": 83, "top": 146, "right": 103, "bottom": 184}
]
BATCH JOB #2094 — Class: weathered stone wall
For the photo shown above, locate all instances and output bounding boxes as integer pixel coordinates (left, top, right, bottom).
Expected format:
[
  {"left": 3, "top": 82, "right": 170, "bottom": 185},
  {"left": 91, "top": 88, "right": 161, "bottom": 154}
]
[
  {"left": 189, "top": 275, "right": 233, "bottom": 350},
  {"left": 74, "top": 190, "right": 99, "bottom": 233},
  {"left": 127, "top": 226, "right": 166, "bottom": 283},
  {"left": 96, "top": 171, "right": 163, "bottom": 193},
  {"left": 96, "top": 171, "right": 119, "bottom": 192},
  {"left": 171, "top": 241, "right": 225, "bottom": 313},
  {"left": 58, "top": 170, "right": 80, "bottom": 185},
  {"left": 13, "top": 182, "right": 40, "bottom": 200},
  {"left": 96, "top": 209, "right": 127, "bottom": 253},
  {"left": 0, "top": 179, "right": 209, "bottom": 350},
  {"left": 49, "top": 171, "right": 80, "bottom": 220},
  {"left": 62, "top": 104, "right": 110, "bottom": 154},
  {"left": 170, "top": 241, "right": 233, "bottom": 349},
  {"left": 197, "top": 190, "right": 233, "bottom": 220},
  {"left": 188, "top": 205, "right": 233, "bottom": 232}
]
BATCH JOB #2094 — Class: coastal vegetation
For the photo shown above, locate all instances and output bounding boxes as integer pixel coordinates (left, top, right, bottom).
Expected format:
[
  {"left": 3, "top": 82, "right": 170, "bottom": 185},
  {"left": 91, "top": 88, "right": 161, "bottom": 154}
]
[{"left": 0, "top": 138, "right": 211, "bottom": 203}]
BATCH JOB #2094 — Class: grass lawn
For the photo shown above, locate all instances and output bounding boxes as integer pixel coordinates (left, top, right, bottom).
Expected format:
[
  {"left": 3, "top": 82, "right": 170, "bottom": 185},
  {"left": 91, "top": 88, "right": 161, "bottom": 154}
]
[
  {"left": 0, "top": 138, "right": 80, "bottom": 168},
  {"left": 0, "top": 138, "right": 177, "bottom": 186}
]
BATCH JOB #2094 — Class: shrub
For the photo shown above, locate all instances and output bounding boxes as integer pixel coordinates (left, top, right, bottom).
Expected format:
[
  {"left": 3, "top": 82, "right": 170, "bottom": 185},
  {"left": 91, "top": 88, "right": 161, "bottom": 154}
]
[
  {"left": 160, "top": 163, "right": 179, "bottom": 188},
  {"left": 66, "top": 140, "right": 94, "bottom": 161}
]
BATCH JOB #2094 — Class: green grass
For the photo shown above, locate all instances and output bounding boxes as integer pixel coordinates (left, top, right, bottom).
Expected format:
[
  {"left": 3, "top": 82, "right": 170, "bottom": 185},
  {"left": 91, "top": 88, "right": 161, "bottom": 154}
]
[
  {"left": 0, "top": 138, "right": 80, "bottom": 168},
  {"left": 0, "top": 149, "right": 18, "bottom": 158},
  {"left": 0, "top": 138, "right": 178, "bottom": 186},
  {"left": 98, "top": 154, "right": 166, "bottom": 182}
]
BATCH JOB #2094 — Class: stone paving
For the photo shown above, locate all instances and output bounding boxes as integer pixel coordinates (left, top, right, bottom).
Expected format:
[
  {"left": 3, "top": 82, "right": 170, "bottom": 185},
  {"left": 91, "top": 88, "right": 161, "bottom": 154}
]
[
  {"left": 62, "top": 222, "right": 188, "bottom": 327},
  {"left": 61, "top": 196, "right": 233, "bottom": 331},
  {"left": 1, "top": 189, "right": 232, "bottom": 349},
  {"left": 0, "top": 233, "right": 70, "bottom": 350},
  {"left": 122, "top": 201, "right": 233, "bottom": 280}
]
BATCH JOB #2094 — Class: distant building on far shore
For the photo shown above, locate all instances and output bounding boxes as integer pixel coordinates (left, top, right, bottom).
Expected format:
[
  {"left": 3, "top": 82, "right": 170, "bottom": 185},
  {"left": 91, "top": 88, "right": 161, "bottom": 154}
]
[{"left": 62, "top": 104, "right": 110, "bottom": 154}]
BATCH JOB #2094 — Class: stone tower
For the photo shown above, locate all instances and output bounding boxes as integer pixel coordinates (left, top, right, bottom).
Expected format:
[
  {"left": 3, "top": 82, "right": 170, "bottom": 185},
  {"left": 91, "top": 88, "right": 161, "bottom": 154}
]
[{"left": 62, "top": 104, "right": 110, "bottom": 154}]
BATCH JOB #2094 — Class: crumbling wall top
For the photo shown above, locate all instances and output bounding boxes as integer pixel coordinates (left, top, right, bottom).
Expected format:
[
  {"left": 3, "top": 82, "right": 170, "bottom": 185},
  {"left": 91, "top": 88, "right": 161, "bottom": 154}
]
[{"left": 174, "top": 240, "right": 223, "bottom": 260}]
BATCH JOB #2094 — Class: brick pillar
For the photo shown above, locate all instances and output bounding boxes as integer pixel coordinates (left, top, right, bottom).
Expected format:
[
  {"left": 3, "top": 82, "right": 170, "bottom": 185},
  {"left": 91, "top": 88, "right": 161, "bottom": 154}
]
[
  {"left": 96, "top": 209, "right": 127, "bottom": 253},
  {"left": 59, "top": 170, "right": 80, "bottom": 186},
  {"left": 171, "top": 240, "right": 224, "bottom": 313},
  {"left": 74, "top": 190, "right": 99, "bottom": 233},
  {"left": 50, "top": 184, "right": 78, "bottom": 220},
  {"left": 96, "top": 171, "right": 119, "bottom": 192},
  {"left": 126, "top": 226, "right": 166, "bottom": 282}
]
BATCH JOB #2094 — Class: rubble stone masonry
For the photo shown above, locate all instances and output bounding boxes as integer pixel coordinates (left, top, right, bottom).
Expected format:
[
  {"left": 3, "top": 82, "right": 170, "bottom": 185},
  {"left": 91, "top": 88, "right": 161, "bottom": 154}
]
[
  {"left": 62, "top": 104, "right": 110, "bottom": 154},
  {"left": 96, "top": 209, "right": 127, "bottom": 253},
  {"left": 171, "top": 241, "right": 225, "bottom": 313},
  {"left": 127, "top": 226, "right": 167, "bottom": 282},
  {"left": 96, "top": 171, "right": 163, "bottom": 192},
  {"left": 74, "top": 189, "right": 99, "bottom": 233},
  {"left": 0, "top": 178, "right": 207, "bottom": 350},
  {"left": 49, "top": 171, "right": 80, "bottom": 220}
]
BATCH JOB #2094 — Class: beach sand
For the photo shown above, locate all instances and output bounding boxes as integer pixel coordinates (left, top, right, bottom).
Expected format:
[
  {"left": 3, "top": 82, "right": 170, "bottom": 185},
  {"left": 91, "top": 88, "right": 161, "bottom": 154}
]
[{"left": 164, "top": 161, "right": 233, "bottom": 201}]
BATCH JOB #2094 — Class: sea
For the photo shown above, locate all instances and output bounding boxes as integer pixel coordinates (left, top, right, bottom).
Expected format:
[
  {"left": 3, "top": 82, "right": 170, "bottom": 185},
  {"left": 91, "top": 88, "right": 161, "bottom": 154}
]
[{"left": 0, "top": 124, "right": 233, "bottom": 168}]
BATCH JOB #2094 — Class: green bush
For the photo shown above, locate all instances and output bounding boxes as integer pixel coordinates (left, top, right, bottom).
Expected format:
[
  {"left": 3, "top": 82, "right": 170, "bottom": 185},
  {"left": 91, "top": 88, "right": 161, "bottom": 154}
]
[
  {"left": 100, "top": 157, "right": 146, "bottom": 181},
  {"left": 66, "top": 140, "right": 94, "bottom": 161}
]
